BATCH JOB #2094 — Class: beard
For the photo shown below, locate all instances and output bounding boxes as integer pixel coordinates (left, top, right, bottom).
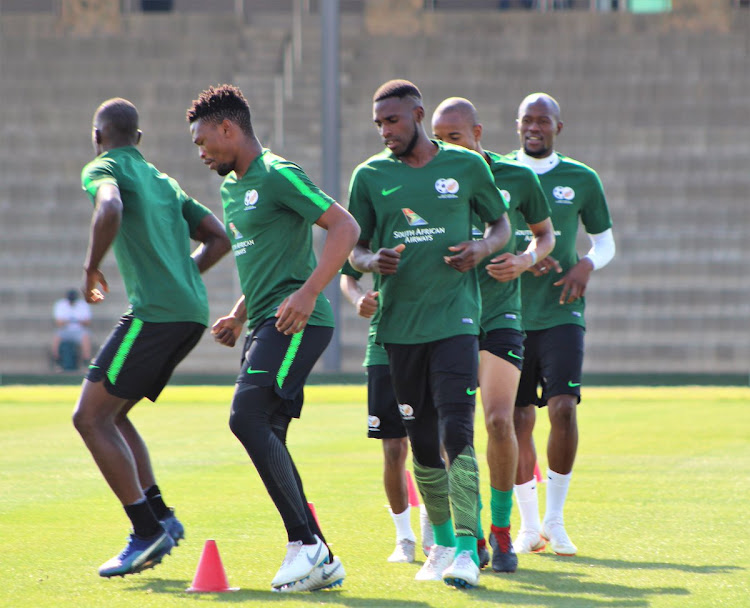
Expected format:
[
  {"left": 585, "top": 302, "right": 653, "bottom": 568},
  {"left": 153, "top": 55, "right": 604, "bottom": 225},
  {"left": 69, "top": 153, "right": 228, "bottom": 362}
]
[
  {"left": 216, "top": 162, "right": 234, "bottom": 177},
  {"left": 394, "top": 123, "right": 420, "bottom": 159}
]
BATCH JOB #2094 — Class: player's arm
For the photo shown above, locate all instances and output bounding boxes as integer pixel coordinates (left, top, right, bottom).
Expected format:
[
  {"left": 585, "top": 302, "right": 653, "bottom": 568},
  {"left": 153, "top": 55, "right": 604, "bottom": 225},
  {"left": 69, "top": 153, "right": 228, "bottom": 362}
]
[
  {"left": 212, "top": 295, "right": 247, "bottom": 348},
  {"left": 191, "top": 213, "right": 231, "bottom": 273},
  {"left": 486, "top": 217, "right": 556, "bottom": 283},
  {"left": 553, "top": 228, "right": 616, "bottom": 304},
  {"left": 275, "top": 203, "right": 360, "bottom": 335},
  {"left": 339, "top": 274, "right": 379, "bottom": 319},
  {"left": 445, "top": 213, "right": 511, "bottom": 273},
  {"left": 82, "top": 182, "right": 122, "bottom": 304}
]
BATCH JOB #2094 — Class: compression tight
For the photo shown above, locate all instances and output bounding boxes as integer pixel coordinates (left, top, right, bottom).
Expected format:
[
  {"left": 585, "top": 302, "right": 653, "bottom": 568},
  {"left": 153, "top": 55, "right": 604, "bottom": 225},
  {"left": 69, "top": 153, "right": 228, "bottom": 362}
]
[
  {"left": 228, "top": 384, "right": 325, "bottom": 545},
  {"left": 409, "top": 402, "right": 479, "bottom": 538}
]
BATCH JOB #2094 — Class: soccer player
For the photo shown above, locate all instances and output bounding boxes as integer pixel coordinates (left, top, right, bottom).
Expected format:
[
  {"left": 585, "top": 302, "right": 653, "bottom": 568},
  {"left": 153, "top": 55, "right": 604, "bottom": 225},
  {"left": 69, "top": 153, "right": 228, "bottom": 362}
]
[
  {"left": 73, "top": 98, "right": 231, "bottom": 577},
  {"left": 431, "top": 97, "right": 556, "bottom": 573},
  {"left": 339, "top": 261, "right": 434, "bottom": 563},
  {"left": 508, "top": 93, "right": 615, "bottom": 556},
  {"left": 187, "top": 84, "right": 359, "bottom": 592},
  {"left": 348, "top": 79, "right": 510, "bottom": 588}
]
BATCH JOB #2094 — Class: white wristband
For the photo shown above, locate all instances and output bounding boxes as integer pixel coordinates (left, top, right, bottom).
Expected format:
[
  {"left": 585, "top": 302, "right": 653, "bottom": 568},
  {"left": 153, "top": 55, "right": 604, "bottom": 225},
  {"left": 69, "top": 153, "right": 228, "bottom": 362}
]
[{"left": 527, "top": 250, "right": 538, "bottom": 265}]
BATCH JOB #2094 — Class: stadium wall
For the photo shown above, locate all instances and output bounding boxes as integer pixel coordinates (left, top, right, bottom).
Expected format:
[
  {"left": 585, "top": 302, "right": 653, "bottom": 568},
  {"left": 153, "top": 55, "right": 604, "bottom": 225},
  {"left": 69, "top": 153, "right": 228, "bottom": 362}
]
[{"left": 0, "top": 2, "right": 747, "bottom": 382}]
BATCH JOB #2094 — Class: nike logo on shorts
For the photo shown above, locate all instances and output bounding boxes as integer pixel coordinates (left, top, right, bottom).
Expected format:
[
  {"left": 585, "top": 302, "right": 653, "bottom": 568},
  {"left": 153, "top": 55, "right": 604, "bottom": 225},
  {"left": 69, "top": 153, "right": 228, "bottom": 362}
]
[
  {"left": 567, "top": 381, "right": 581, "bottom": 388},
  {"left": 507, "top": 350, "right": 522, "bottom": 360},
  {"left": 246, "top": 367, "right": 267, "bottom": 375},
  {"left": 466, "top": 388, "right": 477, "bottom": 395}
]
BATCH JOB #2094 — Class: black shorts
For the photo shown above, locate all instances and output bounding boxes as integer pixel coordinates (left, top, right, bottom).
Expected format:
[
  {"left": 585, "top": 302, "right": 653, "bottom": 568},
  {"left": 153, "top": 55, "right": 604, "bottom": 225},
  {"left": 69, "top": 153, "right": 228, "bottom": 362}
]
[
  {"left": 367, "top": 364, "right": 406, "bottom": 439},
  {"left": 479, "top": 328, "right": 525, "bottom": 371},
  {"left": 237, "top": 318, "right": 333, "bottom": 418},
  {"left": 516, "top": 324, "right": 584, "bottom": 408},
  {"left": 87, "top": 314, "right": 205, "bottom": 402},
  {"left": 385, "top": 334, "right": 479, "bottom": 423}
]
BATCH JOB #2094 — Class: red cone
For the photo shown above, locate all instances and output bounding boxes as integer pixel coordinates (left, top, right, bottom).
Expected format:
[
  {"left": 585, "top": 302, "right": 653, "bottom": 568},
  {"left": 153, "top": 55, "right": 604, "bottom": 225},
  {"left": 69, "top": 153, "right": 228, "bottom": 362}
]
[
  {"left": 534, "top": 461, "right": 545, "bottom": 483},
  {"left": 186, "top": 539, "right": 239, "bottom": 593},
  {"left": 406, "top": 470, "right": 420, "bottom": 507},
  {"left": 308, "top": 501, "right": 321, "bottom": 529}
]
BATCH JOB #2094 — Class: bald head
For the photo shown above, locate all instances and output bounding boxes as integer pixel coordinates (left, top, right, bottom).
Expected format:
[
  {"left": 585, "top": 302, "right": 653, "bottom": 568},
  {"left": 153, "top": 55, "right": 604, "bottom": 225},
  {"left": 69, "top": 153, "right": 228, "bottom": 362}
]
[
  {"left": 431, "top": 96, "right": 484, "bottom": 155},
  {"left": 92, "top": 98, "right": 141, "bottom": 152},
  {"left": 433, "top": 97, "right": 479, "bottom": 126},
  {"left": 518, "top": 93, "right": 561, "bottom": 123}
]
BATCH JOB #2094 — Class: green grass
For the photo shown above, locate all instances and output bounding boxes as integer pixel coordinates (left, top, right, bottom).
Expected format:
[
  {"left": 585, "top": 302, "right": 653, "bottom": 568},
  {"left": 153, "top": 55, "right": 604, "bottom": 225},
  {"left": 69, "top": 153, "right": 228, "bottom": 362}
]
[{"left": 1, "top": 385, "right": 748, "bottom": 607}]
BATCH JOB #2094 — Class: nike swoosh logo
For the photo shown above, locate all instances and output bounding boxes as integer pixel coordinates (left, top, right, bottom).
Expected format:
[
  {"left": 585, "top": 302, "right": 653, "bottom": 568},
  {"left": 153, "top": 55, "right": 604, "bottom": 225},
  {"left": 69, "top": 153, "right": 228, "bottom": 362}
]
[
  {"left": 381, "top": 186, "right": 403, "bottom": 196},
  {"left": 246, "top": 368, "right": 267, "bottom": 375},
  {"left": 88, "top": 364, "right": 100, "bottom": 370},
  {"left": 568, "top": 381, "right": 581, "bottom": 387},
  {"left": 466, "top": 388, "right": 477, "bottom": 395},
  {"left": 307, "top": 543, "right": 324, "bottom": 566},
  {"left": 321, "top": 562, "right": 341, "bottom": 581},
  {"left": 507, "top": 350, "right": 522, "bottom": 360}
]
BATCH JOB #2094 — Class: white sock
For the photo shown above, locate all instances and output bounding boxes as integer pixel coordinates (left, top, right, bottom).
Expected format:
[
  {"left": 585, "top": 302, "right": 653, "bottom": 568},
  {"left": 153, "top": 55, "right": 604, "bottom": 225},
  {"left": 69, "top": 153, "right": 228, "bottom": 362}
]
[
  {"left": 513, "top": 478, "right": 541, "bottom": 533},
  {"left": 390, "top": 506, "right": 416, "bottom": 542},
  {"left": 544, "top": 468, "right": 572, "bottom": 525}
]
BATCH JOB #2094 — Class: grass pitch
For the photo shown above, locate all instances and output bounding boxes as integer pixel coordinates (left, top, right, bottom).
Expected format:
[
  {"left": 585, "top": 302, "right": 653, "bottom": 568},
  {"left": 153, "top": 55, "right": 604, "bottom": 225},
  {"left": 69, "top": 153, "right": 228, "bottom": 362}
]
[{"left": 0, "top": 384, "right": 747, "bottom": 608}]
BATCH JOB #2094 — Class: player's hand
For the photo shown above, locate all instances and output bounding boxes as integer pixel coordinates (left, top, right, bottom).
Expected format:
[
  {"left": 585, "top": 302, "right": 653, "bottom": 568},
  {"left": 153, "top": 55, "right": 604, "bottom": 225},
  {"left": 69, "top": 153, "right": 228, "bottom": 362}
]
[
  {"left": 444, "top": 240, "right": 488, "bottom": 273},
  {"left": 486, "top": 252, "right": 533, "bottom": 283},
  {"left": 369, "top": 243, "right": 405, "bottom": 275},
  {"left": 356, "top": 290, "right": 379, "bottom": 319},
  {"left": 527, "top": 254, "right": 563, "bottom": 277},
  {"left": 82, "top": 268, "right": 108, "bottom": 304},
  {"left": 275, "top": 285, "right": 316, "bottom": 335},
  {"left": 554, "top": 258, "right": 594, "bottom": 304},
  {"left": 211, "top": 315, "right": 244, "bottom": 348}
]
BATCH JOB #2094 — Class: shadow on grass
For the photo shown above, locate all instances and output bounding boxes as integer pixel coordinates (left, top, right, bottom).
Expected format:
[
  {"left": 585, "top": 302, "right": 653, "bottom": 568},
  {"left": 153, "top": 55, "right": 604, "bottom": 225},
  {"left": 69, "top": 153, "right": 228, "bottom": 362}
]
[
  {"left": 566, "top": 554, "right": 745, "bottom": 575},
  {"left": 124, "top": 578, "right": 432, "bottom": 607}
]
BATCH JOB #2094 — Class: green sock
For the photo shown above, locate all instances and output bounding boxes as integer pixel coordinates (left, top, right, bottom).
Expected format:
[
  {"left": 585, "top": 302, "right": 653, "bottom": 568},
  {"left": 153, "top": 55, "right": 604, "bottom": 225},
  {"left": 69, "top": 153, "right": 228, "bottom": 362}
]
[
  {"left": 432, "top": 519, "right": 456, "bottom": 548},
  {"left": 456, "top": 535, "right": 479, "bottom": 566},
  {"left": 476, "top": 491, "right": 485, "bottom": 540},
  {"left": 490, "top": 486, "right": 514, "bottom": 528},
  {"left": 448, "top": 447, "right": 480, "bottom": 538},
  {"left": 413, "top": 458, "right": 451, "bottom": 533}
]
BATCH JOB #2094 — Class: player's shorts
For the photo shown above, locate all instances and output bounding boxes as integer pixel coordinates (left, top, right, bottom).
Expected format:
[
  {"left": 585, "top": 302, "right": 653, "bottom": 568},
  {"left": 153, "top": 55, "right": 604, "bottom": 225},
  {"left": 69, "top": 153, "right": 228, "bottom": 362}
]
[
  {"left": 237, "top": 317, "right": 333, "bottom": 418},
  {"left": 479, "top": 327, "right": 525, "bottom": 371},
  {"left": 367, "top": 364, "right": 406, "bottom": 439},
  {"left": 515, "top": 324, "right": 584, "bottom": 408},
  {"left": 385, "top": 334, "right": 479, "bottom": 423},
  {"left": 87, "top": 314, "right": 205, "bottom": 402}
]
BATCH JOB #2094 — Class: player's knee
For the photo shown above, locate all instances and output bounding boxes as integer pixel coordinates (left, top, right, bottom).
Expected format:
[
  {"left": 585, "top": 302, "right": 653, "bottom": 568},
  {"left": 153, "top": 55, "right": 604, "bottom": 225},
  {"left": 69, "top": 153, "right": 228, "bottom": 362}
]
[
  {"left": 439, "top": 404, "right": 474, "bottom": 464},
  {"left": 228, "top": 384, "right": 277, "bottom": 445},
  {"left": 548, "top": 397, "right": 577, "bottom": 429},
  {"left": 382, "top": 437, "right": 408, "bottom": 467},
  {"left": 485, "top": 406, "right": 514, "bottom": 440}
]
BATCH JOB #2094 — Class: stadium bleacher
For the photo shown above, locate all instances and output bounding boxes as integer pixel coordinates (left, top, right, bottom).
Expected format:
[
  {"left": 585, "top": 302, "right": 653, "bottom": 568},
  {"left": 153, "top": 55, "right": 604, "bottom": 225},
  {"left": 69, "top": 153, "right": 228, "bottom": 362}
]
[{"left": 0, "top": 0, "right": 747, "bottom": 379}]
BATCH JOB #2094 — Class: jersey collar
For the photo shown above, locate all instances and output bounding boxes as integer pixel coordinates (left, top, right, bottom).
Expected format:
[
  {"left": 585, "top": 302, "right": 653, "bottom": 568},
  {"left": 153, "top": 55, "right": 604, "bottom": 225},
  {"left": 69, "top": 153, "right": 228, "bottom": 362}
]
[{"left": 517, "top": 149, "right": 560, "bottom": 175}]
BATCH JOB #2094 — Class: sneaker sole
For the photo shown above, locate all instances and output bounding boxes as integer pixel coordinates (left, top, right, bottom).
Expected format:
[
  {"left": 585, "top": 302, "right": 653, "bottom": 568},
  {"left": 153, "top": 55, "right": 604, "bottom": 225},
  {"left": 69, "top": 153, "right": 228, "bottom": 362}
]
[{"left": 443, "top": 576, "right": 477, "bottom": 589}]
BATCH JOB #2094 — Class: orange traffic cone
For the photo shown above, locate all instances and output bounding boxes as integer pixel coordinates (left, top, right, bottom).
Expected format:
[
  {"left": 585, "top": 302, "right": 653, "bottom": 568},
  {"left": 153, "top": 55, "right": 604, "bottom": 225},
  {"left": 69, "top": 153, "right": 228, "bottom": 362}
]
[
  {"left": 186, "top": 539, "right": 239, "bottom": 593},
  {"left": 308, "top": 501, "right": 321, "bottom": 529},
  {"left": 405, "top": 470, "right": 420, "bottom": 508},
  {"left": 534, "top": 461, "right": 545, "bottom": 483}
]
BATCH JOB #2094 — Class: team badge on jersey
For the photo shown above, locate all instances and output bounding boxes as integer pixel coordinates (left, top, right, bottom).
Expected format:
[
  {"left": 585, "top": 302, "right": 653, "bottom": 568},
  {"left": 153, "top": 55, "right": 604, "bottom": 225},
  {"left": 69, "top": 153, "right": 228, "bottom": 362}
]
[
  {"left": 229, "top": 222, "right": 243, "bottom": 239},
  {"left": 435, "top": 178, "right": 459, "bottom": 199},
  {"left": 500, "top": 189, "right": 511, "bottom": 204},
  {"left": 398, "top": 403, "right": 415, "bottom": 421},
  {"left": 244, "top": 189, "right": 259, "bottom": 210},
  {"left": 401, "top": 208, "right": 428, "bottom": 226},
  {"left": 552, "top": 186, "right": 575, "bottom": 204}
]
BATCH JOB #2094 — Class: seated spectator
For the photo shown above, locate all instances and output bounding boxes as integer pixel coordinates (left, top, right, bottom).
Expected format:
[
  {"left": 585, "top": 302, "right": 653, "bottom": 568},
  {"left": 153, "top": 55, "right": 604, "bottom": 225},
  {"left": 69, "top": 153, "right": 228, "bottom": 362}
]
[{"left": 52, "top": 289, "right": 92, "bottom": 369}]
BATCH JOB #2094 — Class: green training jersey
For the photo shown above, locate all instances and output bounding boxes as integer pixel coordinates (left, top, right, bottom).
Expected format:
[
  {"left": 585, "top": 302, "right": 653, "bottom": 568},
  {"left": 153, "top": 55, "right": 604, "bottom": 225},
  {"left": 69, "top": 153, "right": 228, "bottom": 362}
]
[
  {"left": 221, "top": 149, "right": 335, "bottom": 331},
  {"left": 472, "top": 151, "right": 550, "bottom": 333},
  {"left": 506, "top": 151, "right": 612, "bottom": 330},
  {"left": 81, "top": 146, "right": 211, "bottom": 325},
  {"left": 348, "top": 140, "right": 507, "bottom": 345},
  {"left": 340, "top": 260, "right": 389, "bottom": 367}
]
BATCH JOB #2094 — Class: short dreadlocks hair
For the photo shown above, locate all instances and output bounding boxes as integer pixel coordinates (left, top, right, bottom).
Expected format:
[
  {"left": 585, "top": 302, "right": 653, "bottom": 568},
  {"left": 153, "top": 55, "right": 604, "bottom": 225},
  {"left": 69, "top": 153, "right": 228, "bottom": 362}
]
[
  {"left": 372, "top": 79, "right": 422, "bottom": 105},
  {"left": 186, "top": 84, "right": 254, "bottom": 137}
]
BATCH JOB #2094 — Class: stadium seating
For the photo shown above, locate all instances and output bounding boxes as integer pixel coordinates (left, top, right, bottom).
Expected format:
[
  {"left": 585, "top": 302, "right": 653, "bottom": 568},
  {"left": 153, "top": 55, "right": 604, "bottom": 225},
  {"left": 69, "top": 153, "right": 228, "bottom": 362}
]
[{"left": 0, "top": 3, "right": 747, "bottom": 377}]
